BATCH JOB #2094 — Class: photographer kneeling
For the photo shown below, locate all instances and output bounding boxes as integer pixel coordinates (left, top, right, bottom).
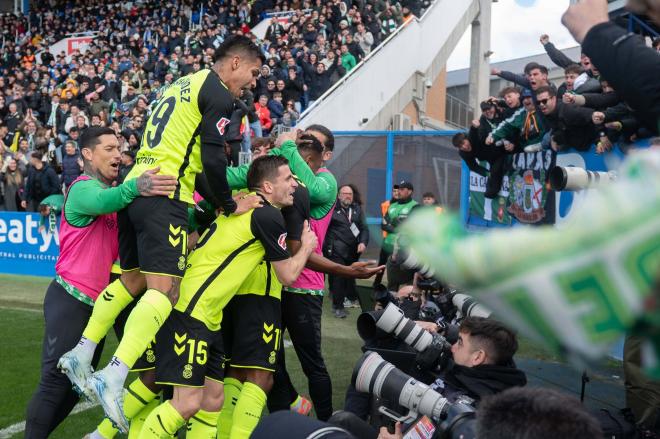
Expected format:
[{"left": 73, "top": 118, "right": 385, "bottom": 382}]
[{"left": 333, "top": 317, "right": 527, "bottom": 438}]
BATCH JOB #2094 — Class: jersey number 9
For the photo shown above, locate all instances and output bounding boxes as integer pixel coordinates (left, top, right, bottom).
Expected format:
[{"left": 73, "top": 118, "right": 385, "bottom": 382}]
[{"left": 146, "top": 96, "right": 176, "bottom": 149}]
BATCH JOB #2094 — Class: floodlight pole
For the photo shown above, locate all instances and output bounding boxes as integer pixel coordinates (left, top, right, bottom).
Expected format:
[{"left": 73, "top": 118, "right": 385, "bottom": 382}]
[{"left": 468, "top": 0, "right": 492, "bottom": 115}]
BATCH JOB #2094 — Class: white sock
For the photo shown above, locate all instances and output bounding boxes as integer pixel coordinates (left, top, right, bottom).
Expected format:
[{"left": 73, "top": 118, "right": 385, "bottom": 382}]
[
  {"left": 88, "top": 430, "right": 105, "bottom": 439},
  {"left": 107, "top": 356, "right": 130, "bottom": 381},
  {"left": 76, "top": 336, "right": 97, "bottom": 362}
]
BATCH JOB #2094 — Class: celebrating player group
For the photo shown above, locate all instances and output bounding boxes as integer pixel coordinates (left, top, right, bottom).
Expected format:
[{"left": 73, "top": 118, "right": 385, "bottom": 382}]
[{"left": 25, "top": 35, "right": 383, "bottom": 439}]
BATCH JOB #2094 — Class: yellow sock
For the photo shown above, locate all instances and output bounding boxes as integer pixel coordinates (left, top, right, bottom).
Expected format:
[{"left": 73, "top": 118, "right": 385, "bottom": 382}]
[
  {"left": 230, "top": 382, "right": 267, "bottom": 439},
  {"left": 83, "top": 279, "right": 134, "bottom": 343},
  {"left": 140, "top": 400, "right": 185, "bottom": 438},
  {"left": 128, "top": 399, "right": 160, "bottom": 439},
  {"left": 187, "top": 409, "right": 220, "bottom": 439},
  {"left": 95, "top": 418, "right": 117, "bottom": 439},
  {"left": 114, "top": 289, "right": 172, "bottom": 368},
  {"left": 93, "top": 377, "right": 159, "bottom": 438},
  {"left": 216, "top": 377, "right": 243, "bottom": 439}
]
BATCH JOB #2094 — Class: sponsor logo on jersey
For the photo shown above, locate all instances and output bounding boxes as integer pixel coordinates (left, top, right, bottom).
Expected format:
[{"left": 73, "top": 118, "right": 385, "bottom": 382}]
[
  {"left": 216, "top": 118, "right": 230, "bottom": 136},
  {"left": 277, "top": 233, "right": 287, "bottom": 250}
]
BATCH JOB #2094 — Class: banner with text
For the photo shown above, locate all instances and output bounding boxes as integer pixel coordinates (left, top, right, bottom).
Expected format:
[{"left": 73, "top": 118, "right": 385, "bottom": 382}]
[
  {"left": 468, "top": 150, "right": 557, "bottom": 226},
  {"left": 0, "top": 212, "right": 59, "bottom": 277}
]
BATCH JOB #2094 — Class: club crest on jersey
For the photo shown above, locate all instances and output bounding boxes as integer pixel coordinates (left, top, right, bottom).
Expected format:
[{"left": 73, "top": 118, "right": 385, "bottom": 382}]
[
  {"left": 277, "top": 233, "right": 287, "bottom": 250},
  {"left": 216, "top": 117, "right": 230, "bottom": 136}
]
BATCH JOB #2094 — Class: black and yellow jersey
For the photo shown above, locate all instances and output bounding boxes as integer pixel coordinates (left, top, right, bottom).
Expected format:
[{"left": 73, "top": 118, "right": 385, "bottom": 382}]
[
  {"left": 236, "top": 179, "right": 309, "bottom": 299},
  {"left": 176, "top": 196, "right": 290, "bottom": 330},
  {"left": 126, "top": 69, "right": 235, "bottom": 207}
]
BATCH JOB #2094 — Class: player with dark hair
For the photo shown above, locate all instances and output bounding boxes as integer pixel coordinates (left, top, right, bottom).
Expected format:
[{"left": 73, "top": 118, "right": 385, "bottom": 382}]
[
  {"left": 24, "top": 127, "right": 176, "bottom": 438},
  {"left": 477, "top": 387, "right": 603, "bottom": 439},
  {"left": 58, "top": 35, "right": 265, "bottom": 432},
  {"left": 140, "top": 155, "right": 317, "bottom": 439}
]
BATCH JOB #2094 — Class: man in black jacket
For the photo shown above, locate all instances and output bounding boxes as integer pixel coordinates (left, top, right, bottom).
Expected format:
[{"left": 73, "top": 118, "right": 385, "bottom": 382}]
[
  {"left": 21, "top": 151, "right": 61, "bottom": 212},
  {"left": 452, "top": 129, "right": 508, "bottom": 199},
  {"left": 536, "top": 85, "right": 596, "bottom": 152},
  {"left": 337, "top": 317, "right": 527, "bottom": 437},
  {"left": 324, "top": 184, "right": 369, "bottom": 318}
]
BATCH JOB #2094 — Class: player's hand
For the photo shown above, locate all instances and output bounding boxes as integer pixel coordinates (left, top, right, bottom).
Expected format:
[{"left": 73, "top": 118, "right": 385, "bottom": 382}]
[
  {"left": 540, "top": 34, "right": 550, "bottom": 45},
  {"left": 490, "top": 67, "right": 501, "bottom": 76},
  {"left": 563, "top": 93, "right": 576, "bottom": 104},
  {"left": 471, "top": 119, "right": 480, "bottom": 128},
  {"left": 561, "top": 0, "right": 609, "bottom": 44},
  {"left": 275, "top": 129, "right": 300, "bottom": 147},
  {"left": 233, "top": 192, "right": 263, "bottom": 215},
  {"left": 357, "top": 243, "right": 366, "bottom": 254},
  {"left": 136, "top": 167, "right": 178, "bottom": 196},
  {"left": 348, "top": 261, "right": 385, "bottom": 279},
  {"left": 378, "top": 422, "right": 402, "bottom": 439},
  {"left": 485, "top": 134, "right": 494, "bottom": 145},
  {"left": 301, "top": 220, "right": 318, "bottom": 252}
]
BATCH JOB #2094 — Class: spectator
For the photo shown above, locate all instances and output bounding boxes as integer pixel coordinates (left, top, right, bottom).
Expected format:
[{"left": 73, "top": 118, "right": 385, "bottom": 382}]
[
  {"left": 324, "top": 184, "right": 369, "bottom": 318},
  {"left": 284, "top": 68, "right": 304, "bottom": 113},
  {"left": 491, "top": 62, "right": 551, "bottom": 93},
  {"left": 118, "top": 150, "right": 135, "bottom": 184},
  {"left": 340, "top": 44, "right": 357, "bottom": 72},
  {"left": 60, "top": 141, "right": 82, "bottom": 190},
  {"left": 21, "top": 151, "right": 60, "bottom": 212},
  {"left": 499, "top": 86, "right": 522, "bottom": 118},
  {"left": 304, "top": 56, "right": 341, "bottom": 105},
  {"left": 254, "top": 94, "right": 273, "bottom": 135},
  {"left": 487, "top": 90, "right": 544, "bottom": 153},
  {"left": 354, "top": 23, "right": 375, "bottom": 55},
  {"left": 536, "top": 85, "right": 597, "bottom": 152},
  {"left": 453, "top": 130, "right": 509, "bottom": 199},
  {"left": 540, "top": 33, "right": 594, "bottom": 75},
  {"left": 268, "top": 92, "right": 286, "bottom": 126},
  {"left": 1, "top": 158, "right": 25, "bottom": 211},
  {"left": 282, "top": 100, "right": 301, "bottom": 127}
]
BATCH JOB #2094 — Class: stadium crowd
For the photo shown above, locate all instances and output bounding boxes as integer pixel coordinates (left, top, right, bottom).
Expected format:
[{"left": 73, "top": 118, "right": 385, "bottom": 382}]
[
  {"left": 452, "top": 33, "right": 660, "bottom": 199},
  {"left": 0, "top": 0, "right": 424, "bottom": 211}
]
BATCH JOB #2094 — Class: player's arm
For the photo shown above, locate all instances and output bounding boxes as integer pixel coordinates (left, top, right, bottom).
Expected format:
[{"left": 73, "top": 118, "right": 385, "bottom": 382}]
[
  {"left": 252, "top": 207, "right": 317, "bottom": 286},
  {"left": 270, "top": 140, "right": 337, "bottom": 205},
  {"left": 226, "top": 163, "right": 249, "bottom": 190},
  {"left": 64, "top": 169, "right": 176, "bottom": 226},
  {"left": 198, "top": 75, "right": 238, "bottom": 215},
  {"left": 287, "top": 239, "right": 384, "bottom": 279}
]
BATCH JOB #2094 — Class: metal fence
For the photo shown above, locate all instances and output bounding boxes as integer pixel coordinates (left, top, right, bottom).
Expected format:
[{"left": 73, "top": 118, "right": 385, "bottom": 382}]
[{"left": 328, "top": 131, "right": 462, "bottom": 253}]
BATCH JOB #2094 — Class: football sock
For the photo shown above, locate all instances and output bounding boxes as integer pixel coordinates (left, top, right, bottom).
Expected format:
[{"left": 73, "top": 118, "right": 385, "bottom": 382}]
[
  {"left": 186, "top": 409, "right": 220, "bottom": 439},
  {"left": 128, "top": 399, "right": 160, "bottom": 439},
  {"left": 83, "top": 279, "right": 134, "bottom": 344},
  {"left": 94, "top": 377, "right": 159, "bottom": 439},
  {"left": 140, "top": 401, "right": 185, "bottom": 438},
  {"left": 230, "top": 382, "right": 267, "bottom": 439},
  {"left": 114, "top": 289, "right": 172, "bottom": 369},
  {"left": 216, "top": 377, "right": 243, "bottom": 439}
]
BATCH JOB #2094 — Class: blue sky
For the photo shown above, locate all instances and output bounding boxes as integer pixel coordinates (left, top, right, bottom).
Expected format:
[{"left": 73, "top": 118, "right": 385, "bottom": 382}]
[{"left": 447, "top": 0, "right": 579, "bottom": 71}]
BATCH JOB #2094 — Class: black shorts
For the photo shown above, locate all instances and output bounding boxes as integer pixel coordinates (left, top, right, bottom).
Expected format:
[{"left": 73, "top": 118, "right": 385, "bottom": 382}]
[
  {"left": 223, "top": 294, "right": 281, "bottom": 371},
  {"left": 154, "top": 310, "right": 225, "bottom": 387},
  {"left": 118, "top": 197, "right": 189, "bottom": 277}
]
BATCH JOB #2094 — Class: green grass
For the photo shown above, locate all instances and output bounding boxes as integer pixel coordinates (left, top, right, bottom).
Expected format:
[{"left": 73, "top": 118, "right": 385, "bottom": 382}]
[{"left": 0, "top": 274, "right": 365, "bottom": 438}]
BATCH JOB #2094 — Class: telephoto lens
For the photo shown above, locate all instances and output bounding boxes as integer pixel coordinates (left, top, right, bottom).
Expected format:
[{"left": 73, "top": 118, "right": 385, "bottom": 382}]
[
  {"left": 451, "top": 293, "right": 492, "bottom": 319},
  {"left": 353, "top": 351, "right": 477, "bottom": 439},
  {"left": 549, "top": 166, "right": 616, "bottom": 191},
  {"left": 357, "top": 302, "right": 434, "bottom": 352}
]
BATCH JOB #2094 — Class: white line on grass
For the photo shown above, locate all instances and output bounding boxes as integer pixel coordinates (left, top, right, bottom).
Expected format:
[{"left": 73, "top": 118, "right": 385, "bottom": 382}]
[
  {"left": 0, "top": 400, "right": 98, "bottom": 438},
  {"left": 0, "top": 305, "right": 41, "bottom": 313}
]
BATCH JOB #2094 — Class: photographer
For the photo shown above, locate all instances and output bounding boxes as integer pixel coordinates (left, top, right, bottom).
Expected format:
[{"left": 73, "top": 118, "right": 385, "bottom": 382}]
[{"left": 340, "top": 317, "right": 526, "bottom": 438}]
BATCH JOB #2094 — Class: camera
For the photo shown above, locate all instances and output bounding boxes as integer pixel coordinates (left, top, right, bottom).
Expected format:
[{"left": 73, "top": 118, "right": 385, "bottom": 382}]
[
  {"left": 358, "top": 302, "right": 454, "bottom": 373},
  {"left": 549, "top": 166, "right": 617, "bottom": 191},
  {"left": 353, "top": 351, "right": 476, "bottom": 439},
  {"left": 451, "top": 293, "right": 491, "bottom": 319}
]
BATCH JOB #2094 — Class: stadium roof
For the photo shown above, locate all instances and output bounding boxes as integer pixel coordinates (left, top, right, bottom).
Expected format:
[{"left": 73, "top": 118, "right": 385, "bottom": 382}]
[{"left": 446, "top": 46, "right": 582, "bottom": 88}]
